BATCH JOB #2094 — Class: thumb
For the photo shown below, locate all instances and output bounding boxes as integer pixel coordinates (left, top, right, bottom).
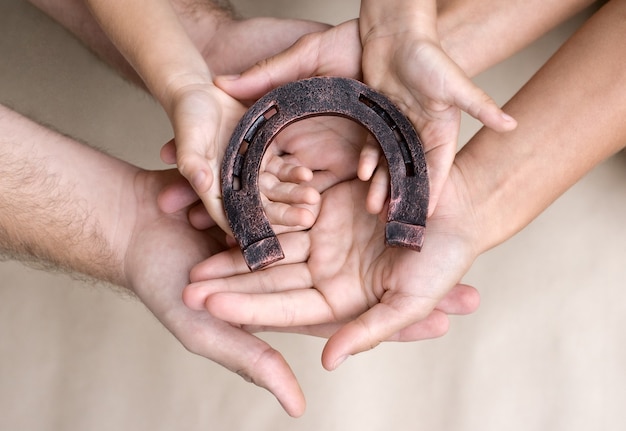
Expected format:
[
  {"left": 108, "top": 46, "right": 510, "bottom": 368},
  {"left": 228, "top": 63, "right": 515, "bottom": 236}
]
[
  {"left": 214, "top": 36, "right": 323, "bottom": 102},
  {"left": 452, "top": 74, "right": 518, "bottom": 133}
]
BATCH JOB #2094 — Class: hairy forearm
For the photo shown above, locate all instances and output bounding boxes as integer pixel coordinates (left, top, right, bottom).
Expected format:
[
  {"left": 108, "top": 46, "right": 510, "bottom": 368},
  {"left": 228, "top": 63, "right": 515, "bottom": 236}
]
[
  {"left": 27, "top": 0, "right": 140, "bottom": 84},
  {"left": 27, "top": 0, "right": 235, "bottom": 85},
  {"left": 456, "top": 0, "right": 626, "bottom": 252},
  {"left": 0, "top": 104, "right": 138, "bottom": 286},
  {"left": 437, "top": 0, "right": 599, "bottom": 77},
  {"left": 82, "top": 0, "right": 214, "bottom": 109},
  {"left": 29, "top": 0, "right": 328, "bottom": 102}
]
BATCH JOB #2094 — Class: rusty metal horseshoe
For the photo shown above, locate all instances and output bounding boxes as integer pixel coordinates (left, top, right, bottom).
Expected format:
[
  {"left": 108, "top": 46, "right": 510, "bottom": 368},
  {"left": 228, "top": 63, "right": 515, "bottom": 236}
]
[{"left": 221, "top": 77, "right": 429, "bottom": 271}]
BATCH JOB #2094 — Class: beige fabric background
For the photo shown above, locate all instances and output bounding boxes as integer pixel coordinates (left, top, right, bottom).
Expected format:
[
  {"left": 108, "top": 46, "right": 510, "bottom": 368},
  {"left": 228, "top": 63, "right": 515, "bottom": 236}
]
[{"left": 1, "top": 1, "right": 625, "bottom": 430}]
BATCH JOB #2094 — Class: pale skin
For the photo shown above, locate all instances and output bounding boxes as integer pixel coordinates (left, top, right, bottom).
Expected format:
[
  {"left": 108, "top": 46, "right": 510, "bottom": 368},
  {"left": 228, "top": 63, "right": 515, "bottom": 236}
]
[
  {"left": 26, "top": 0, "right": 329, "bottom": 84},
  {"left": 32, "top": 0, "right": 330, "bottom": 231},
  {"left": 215, "top": 0, "right": 597, "bottom": 214},
  {"left": 25, "top": 0, "right": 608, "bottom": 415},
  {"left": 28, "top": 0, "right": 356, "bottom": 229},
  {"left": 359, "top": 0, "right": 517, "bottom": 213},
  {"left": 0, "top": 104, "right": 478, "bottom": 416},
  {"left": 436, "top": 0, "right": 598, "bottom": 76},
  {"left": 87, "top": 0, "right": 596, "bottom": 229},
  {"left": 0, "top": 104, "right": 300, "bottom": 415},
  {"left": 213, "top": 3, "right": 514, "bottom": 217},
  {"left": 184, "top": 0, "right": 624, "bottom": 371},
  {"left": 3, "top": 1, "right": 481, "bottom": 417}
]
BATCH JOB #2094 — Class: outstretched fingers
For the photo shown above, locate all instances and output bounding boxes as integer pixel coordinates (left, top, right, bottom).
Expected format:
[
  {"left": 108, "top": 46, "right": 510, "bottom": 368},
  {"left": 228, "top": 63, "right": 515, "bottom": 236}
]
[
  {"left": 180, "top": 314, "right": 306, "bottom": 416},
  {"left": 321, "top": 294, "right": 443, "bottom": 370},
  {"left": 246, "top": 282, "right": 479, "bottom": 340},
  {"left": 183, "top": 231, "right": 312, "bottom": 310},
  {"left": 185, "top": 262, "right": 313, "bottom": 311},
  {"left": 208, "top": 288, "right": 337, "bottom": 327}
]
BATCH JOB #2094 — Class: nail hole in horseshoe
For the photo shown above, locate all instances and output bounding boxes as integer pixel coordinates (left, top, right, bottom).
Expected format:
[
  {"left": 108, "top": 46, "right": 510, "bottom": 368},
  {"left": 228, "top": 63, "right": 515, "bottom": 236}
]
[
  {"left": 358, "top": 94, "right": 416, "bottom": 177},
  {"left": 233, "top": 106, "right": 280, "bottom": 190},
  {"left": 222, "top": 77, "right": 429, "bottom": 271}
]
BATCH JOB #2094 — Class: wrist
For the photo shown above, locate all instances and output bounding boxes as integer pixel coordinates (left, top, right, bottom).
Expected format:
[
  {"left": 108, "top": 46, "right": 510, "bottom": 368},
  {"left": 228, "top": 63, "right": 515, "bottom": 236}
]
[
  {"left": 453, "top": 143, "right": 518, "bottom": 254},
  {"left": 160, "top": 71, "right": 216, "bottom": 119},
  {"left": 360, "top": 0, "right": 438, "bottom": 43},
  {"left": 436, "top": 1, "right": 486, "bottom": 76},
  {"left": 169, "top": 0, "right": 235, "bottom": 72},
  {"left": 120, "top": 169, "right": 163, "bottom": 292}
]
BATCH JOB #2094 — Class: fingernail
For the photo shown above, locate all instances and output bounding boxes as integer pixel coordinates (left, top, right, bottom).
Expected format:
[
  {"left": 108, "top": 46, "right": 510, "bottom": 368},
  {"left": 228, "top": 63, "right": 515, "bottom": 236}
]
[
  {"left": 192, "top": 170, "right": 207, "bottom": 191},
  {"left": 501, "top": 112, "right": 515, "bottom": 122},
  {"left": 333, "top": 355, "right": 348, "bottom": 369}
]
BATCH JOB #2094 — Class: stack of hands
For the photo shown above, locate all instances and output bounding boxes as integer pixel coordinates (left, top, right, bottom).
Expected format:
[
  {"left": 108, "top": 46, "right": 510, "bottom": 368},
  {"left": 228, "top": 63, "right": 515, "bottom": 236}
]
[
  {"left": 121, "top": 0, "right": 513, "bottom": 416},
  {"left": 8, "top": 0, "right": 624, "bottom": 418}
]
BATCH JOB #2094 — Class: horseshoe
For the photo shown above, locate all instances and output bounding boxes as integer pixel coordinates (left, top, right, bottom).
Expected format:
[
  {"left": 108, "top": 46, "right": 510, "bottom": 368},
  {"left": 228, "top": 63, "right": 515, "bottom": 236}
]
[{"left": 221, "top": 77, "right": 429, "bottom": 271}]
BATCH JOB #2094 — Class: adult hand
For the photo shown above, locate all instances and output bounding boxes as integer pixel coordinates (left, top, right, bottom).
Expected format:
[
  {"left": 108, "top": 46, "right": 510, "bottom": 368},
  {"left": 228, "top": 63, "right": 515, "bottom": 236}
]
[
  {"left": 155, "top": 12, "right": 333, "bottom": 231},
  {"left": 124, "top": 168, "right": 307, "bottom": 417},
  {"left": 159, "top": 107, "right": 369, "bottom": 232},
  {"left": 0, "top": 103, "right": 310, "bottom": 417},
  {"left": 215, "top": 17, "right": 516, "bottom": 216},
  {"left": 191, "top": 14, "right": 331, "bottom": 77},
  {"left": 183, "top": 165, "right": 481, "bottom": 371}
]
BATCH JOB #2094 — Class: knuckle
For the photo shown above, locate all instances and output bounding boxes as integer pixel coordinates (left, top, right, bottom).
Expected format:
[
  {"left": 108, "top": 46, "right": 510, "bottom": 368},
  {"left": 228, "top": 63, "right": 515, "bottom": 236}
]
[
  {"left": 237, "top": 346, "right": 285, "bottom": 387},
  {"left": 176, "top": 153, "right": 200, "bottom": 173}
]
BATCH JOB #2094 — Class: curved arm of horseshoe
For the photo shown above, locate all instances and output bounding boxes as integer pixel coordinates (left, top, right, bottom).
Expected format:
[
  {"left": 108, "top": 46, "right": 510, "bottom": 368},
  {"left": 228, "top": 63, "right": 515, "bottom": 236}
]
[{"left": 221, "top": 77, "right": 429, "bottom": 271}]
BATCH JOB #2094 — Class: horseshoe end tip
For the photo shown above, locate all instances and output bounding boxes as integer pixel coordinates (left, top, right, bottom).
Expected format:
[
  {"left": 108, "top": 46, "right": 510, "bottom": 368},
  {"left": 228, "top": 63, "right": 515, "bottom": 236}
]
[
  {"left": 243, "top": 236, "right": 285, "bottom": 271},
  {"left": 385, "top": 221, "right": 425, "bottom": 252}
]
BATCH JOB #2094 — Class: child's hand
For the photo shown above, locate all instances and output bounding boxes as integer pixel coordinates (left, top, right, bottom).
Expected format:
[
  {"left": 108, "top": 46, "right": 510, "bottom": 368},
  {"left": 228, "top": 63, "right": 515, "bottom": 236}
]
[
  {"left": 214, "top": 17, "right": 513, "bottom": 218},
  {"left": 158, "top": 140, "right": 321, "bottom": 233},
  {"left": 159, "top": 80, "right": 246, "bottom": 230},
  {"left": 359, "top": 0, "right": 517, "bottom": 213}
]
